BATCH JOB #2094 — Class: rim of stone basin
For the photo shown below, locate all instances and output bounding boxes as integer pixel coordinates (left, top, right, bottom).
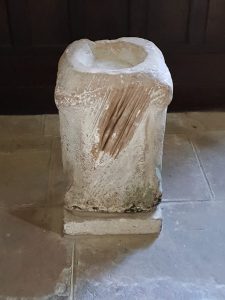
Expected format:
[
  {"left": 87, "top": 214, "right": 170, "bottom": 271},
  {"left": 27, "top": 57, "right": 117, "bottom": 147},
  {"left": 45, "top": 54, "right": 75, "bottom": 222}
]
[{"left": 65, "top": 37, "right": 166, "bottom": 75}]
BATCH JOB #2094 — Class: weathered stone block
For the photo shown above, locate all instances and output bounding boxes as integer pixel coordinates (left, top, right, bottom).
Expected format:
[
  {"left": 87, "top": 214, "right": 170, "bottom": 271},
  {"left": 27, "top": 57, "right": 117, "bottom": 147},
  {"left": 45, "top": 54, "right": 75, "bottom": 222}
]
[{"left": 55, "top": 37, "right": 173, "bottom": 214}]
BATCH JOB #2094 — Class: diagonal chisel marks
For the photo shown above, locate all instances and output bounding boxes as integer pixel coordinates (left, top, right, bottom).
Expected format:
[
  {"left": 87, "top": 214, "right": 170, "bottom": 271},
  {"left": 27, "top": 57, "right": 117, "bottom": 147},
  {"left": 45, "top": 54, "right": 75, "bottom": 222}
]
[{"left": 92, "top": 83, "right": 158, "bottom": 158}]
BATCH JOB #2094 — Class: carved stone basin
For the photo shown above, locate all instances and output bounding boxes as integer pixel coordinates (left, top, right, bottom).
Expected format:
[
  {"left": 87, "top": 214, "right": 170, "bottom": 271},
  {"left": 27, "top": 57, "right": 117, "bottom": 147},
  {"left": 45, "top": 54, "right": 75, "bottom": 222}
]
[
  {"left": 69, "top": 39, "right": 147, "bottom": 71},
  {"left": 55, "top": 37, "right": 173, "bottom": 234}
]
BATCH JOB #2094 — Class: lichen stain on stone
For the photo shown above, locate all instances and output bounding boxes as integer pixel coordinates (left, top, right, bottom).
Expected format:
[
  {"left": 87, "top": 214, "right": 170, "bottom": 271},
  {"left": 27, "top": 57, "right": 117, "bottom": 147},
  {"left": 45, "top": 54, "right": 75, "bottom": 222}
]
[{"left": 123, "top": 185, "right": 161, "bottom": 213}]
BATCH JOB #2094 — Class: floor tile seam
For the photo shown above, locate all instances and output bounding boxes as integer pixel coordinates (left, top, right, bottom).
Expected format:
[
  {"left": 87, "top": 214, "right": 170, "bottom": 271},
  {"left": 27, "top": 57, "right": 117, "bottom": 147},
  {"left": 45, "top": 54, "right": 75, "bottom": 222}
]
[
  {"left": 0, "top": 133, "right": 45, "bottom": 138},
  {"left": 165, "top": 128, "right": 225, "bottom": 135},
  {"left": 0, "top": 149, "right": 52, "bottom": 155},
  {"left": 162, "top": 198, "right": 225, "bottom": 204},
  {"left": 162, "top": 199, "right": 211, "bottom": 203},
  {"left": 187, "top": 135, "right": 215, "bottom": 200},
  {"left": 0, "top": 201, "right": 217, "bottom": 210},
  {"left": 71, "top": 239, "right": 78, "bottom": 300},
  {"left": 0, "top": 203, "right": 63, "bottom": 210},
  {"left": 46, "top": 138, "right": 55, "bottom": 204},
  {"left": 165, "top": 132, "right": 187, "bottom": 136},
  {"left": 69, "top": 240, "right": 75, "bottom": 300},
  {"left": 44, "top": 134, "right": 60, "bottom": 138}
]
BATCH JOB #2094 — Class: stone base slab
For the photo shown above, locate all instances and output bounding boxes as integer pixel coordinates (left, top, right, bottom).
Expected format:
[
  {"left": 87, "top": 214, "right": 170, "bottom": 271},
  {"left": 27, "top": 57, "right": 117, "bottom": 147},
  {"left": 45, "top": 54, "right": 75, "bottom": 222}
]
[{"left": 64, "top": 206, "right": 162, "bottom": 235}]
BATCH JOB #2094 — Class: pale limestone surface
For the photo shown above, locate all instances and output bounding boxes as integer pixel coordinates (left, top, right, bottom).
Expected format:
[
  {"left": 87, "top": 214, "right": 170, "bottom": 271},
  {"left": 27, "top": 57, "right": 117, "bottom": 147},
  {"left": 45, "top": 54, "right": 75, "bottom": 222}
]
[
  {"left": 55, "top": 38, "right": 173, "bottom": 213},
  {"left": 64, "top": 207, "right": 162, "bottom": 235}
]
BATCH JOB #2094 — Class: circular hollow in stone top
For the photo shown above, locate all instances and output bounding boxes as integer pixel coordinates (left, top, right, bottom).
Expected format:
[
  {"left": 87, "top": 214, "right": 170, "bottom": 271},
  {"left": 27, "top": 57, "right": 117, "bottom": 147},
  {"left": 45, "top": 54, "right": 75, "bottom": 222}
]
[
  {"left": 90, "top": 41, "right": 147, "bottom": 70},
  {"left": 68, "top": 38, "right": 150, "bottom": 74}
]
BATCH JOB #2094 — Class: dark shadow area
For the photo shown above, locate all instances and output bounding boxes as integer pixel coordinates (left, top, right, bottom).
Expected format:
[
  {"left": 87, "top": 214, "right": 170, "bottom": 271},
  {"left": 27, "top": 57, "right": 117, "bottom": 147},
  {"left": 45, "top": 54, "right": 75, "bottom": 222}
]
[
  {"left": 1, "top": 1, "right": 225, "bottom": 114},
  {"left": 9, "top": 205, "right": 64, "bottom": 236},
  {"left": 0, "top": 209, "right": 71, "bottom": 298}
]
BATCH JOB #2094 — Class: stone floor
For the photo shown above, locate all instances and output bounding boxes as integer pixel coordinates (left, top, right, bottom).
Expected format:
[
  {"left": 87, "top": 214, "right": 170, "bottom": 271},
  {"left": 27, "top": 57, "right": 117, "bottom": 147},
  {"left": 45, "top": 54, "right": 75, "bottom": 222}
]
[{"left": 0, "top": 112, "right": 225, "bottom": 300}]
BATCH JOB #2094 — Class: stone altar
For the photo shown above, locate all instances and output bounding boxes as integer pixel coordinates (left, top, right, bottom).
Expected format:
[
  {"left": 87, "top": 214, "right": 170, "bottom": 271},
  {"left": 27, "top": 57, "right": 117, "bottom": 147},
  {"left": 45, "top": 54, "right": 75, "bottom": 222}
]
[{"left": 55, "top": 37, "right": 173, "bottom": 234}]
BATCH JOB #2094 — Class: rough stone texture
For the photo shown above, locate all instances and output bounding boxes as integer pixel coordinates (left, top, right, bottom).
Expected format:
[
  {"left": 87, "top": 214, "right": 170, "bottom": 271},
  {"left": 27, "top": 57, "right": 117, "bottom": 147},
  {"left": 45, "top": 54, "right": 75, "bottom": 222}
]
[
  {"left": 64, "top": 206, "right": 162, "bottom": 235},
  {"left": 55, "top": 37, "right": 173, "bottom": 213}
]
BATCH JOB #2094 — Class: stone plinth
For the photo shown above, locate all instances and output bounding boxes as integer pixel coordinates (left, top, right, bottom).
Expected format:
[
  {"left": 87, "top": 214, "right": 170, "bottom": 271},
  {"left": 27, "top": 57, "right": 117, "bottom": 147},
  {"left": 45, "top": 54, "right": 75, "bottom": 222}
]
[
  {"left": 64, "top": 206, "right": 162, "bottom": 235},
  {"left": 55, "top": 37, "right": 172, "bottom": 234}
]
